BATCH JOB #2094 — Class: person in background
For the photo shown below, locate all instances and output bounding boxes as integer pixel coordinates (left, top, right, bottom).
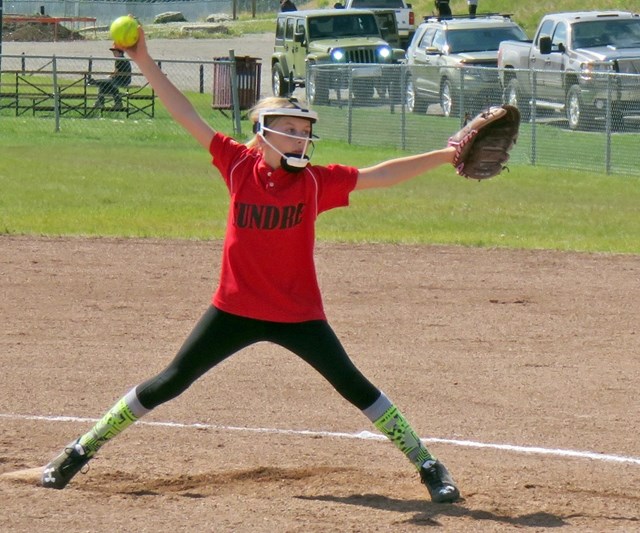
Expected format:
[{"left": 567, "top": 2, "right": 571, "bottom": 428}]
[
  {"left": 468, "top": 0, "right": 478, "bottom": 18},
  {"left": 87, "top": 47, "right": 132, "bottom": 110},
  {"left": 280, "top": 0, "right": 297, "bottom": 12},
  {"left": 434, "top": 0, "right": 452, "bottom": 19}
]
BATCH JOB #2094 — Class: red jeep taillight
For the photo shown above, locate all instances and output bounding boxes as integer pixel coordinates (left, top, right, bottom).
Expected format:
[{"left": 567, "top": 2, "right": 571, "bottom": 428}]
[{"left": 409, "top": 11, "right": 415, "bottom": 25}]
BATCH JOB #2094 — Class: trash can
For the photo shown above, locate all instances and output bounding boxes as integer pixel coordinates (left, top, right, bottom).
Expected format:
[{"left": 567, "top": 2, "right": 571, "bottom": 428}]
[{"left": 212, "top": 56, "right": 262, "bottom": 111}]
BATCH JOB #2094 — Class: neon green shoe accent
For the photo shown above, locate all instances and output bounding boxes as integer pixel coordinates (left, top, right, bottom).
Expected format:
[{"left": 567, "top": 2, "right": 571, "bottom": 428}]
[
  {"left": 79, "top": 397, "right": 139, "bottom": 457},
  {"left": 374, "top": 405, "right": 434, "bottom": 470}
]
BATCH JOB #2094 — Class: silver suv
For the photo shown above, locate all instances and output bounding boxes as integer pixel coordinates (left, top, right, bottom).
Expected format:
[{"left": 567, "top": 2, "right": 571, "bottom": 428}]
[{"left": 405, "top": 14, "right": 527, "bottom": 117}]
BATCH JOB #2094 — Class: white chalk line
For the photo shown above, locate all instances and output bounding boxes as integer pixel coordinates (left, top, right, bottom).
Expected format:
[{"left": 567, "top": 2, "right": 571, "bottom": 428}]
[{"left": 2, "top": 412, "right": 639, "bottom": 466}]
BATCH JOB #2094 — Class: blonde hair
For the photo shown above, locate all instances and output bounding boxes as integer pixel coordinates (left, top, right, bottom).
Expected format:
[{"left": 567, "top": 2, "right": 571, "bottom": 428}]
[{"left": 245, "top": 97, "right": 307, "bottom": 149}]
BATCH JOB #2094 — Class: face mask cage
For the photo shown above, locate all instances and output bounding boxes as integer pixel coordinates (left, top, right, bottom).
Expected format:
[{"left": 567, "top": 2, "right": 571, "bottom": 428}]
[{"left": 254, "top": 107, "right": 319, "bottom": 170}]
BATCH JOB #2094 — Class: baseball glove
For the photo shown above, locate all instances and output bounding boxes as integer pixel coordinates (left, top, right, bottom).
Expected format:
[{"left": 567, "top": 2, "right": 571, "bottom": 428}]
[{"left": 447, "top": 105, "right": 520, "bottom": 180}]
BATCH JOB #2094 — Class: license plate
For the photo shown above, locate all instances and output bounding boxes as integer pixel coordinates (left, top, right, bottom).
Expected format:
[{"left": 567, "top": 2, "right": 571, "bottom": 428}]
[{"left": 352, "top": 66, "right": 382, "bottom": 78}]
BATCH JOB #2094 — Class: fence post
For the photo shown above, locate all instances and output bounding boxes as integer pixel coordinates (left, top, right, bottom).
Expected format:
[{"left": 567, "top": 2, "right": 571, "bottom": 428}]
[
  {"left": 199, "top": 64, "right": 204, "bottom": 94},
  {"left": 458, "top": 67, "right": 465, "bottom": 125},
  {"left": 52, "top": 55, "right": 60, "bottom": 132},
  {"left": 229, "top": 50, "right": 241, "bottom": 136},
  {"left": 530, "top": 69, "right": 537, "bottom": 166},
  {"left": 347, "top": 66, "right": 353, "bottom": 145},
  {"left": 605, "top": 73, "right": 612, "bottom": 175},
  {"left": 400, "top": 64, "right": 407, "bottom": 151}
]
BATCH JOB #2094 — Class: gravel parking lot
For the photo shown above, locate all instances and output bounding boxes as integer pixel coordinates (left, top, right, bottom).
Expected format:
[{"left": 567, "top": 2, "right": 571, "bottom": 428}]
[{"left": 3, "top": 33, "right": 276, "bottom": 97}]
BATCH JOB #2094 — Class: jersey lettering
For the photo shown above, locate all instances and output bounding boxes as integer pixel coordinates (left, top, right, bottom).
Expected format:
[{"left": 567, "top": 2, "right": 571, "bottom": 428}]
[{"left": 234, "top": 202, "right": 305, "bottom": 230}]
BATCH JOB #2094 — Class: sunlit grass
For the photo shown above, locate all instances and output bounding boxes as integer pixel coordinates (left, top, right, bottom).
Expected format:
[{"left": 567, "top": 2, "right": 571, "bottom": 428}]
[{"left": 2, "top": 116, "right": 639, "bottom": 253}]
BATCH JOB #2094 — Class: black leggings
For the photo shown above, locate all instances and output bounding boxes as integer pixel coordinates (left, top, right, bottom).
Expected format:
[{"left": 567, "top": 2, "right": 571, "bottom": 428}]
[
  {"left": 93, "top": 80, "right": 123, "bottom": 104},
  {"left": 136, "top": 306, "right": 381, "bottom": 411}
]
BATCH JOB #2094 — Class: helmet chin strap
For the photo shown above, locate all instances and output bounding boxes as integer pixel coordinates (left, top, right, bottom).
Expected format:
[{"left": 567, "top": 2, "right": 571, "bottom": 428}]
[{"left": 259, "top": 131, "right": 314, "bottom": 173}]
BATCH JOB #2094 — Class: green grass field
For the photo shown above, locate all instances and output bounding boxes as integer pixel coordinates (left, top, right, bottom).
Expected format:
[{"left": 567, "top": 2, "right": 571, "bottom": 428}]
[
  {"left": 3, "top": 0, "right": 640, "bottom": 253},
  {"left": 136, "top": 1, "right": 635, "bottom": 40},
  {"left": 1, "top": 112, "right": 639, "bottom": 254}
]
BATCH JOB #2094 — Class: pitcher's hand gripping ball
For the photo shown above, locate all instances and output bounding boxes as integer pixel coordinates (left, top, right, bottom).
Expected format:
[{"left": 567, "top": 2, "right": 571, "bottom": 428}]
[
  {"left": 110, "top": 15, "right": 140, "bottom": 49},
  {"left": 448, "top": 105, "right": 521, "bottom": 180}
]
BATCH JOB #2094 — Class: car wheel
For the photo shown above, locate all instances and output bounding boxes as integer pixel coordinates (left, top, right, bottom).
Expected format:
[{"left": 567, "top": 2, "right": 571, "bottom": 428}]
[
  {"left": 387, "top": 68, "right": 403, "bottom": 105},
  {"left": 272, "top": 64, "right": 290, "bottom": 97},
  {"left": 406, "top": 78, "right": 427, "bottom": 114},
  {"left": 439, "top": 78, "right": 458, "bottom": 118},
  {"left": 566, "top": 84, "right": 592, "bottom": 130},
  {"left": 307, "top": 66, "right": 329, "bottom": 105},
  {"left": 610, "top": 105, "right": 625, "bottom": 131},
  {"left": 504, "top": 78, "right": 530, "bottom": 120}
]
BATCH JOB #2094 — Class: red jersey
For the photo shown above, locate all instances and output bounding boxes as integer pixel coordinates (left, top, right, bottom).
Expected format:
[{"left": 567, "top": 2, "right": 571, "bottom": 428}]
[{"left": 209, "top": 132, "right": 359, "bottom": 322}]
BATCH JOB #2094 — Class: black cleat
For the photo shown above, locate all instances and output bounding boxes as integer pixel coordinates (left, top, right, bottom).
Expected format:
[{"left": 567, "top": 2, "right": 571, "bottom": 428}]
[
  {"left": 41, "top": 440, "right": 90, "bottom": 489},
  {"left": 420, "top": 459, "right": 460, "bottom": 503}
]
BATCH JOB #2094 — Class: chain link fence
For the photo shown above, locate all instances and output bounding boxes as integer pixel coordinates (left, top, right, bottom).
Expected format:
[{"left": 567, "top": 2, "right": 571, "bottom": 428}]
[
  {"left": 302, "top": 63, "right": 640, "bottom": 177},
  {"left": 2, "top": 56, "right": 640, "bottom": 177},
  {"left": 0, "top": 52, "right": 261, "bottom": 136}
]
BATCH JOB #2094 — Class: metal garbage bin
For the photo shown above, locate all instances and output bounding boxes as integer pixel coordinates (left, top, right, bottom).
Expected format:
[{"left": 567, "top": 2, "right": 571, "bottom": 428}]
[{"left": 212, "top": 56, "right": 262, "bottom": 111}]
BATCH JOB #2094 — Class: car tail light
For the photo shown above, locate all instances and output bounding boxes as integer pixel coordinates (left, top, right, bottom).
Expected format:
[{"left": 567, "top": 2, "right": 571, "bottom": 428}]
[{"left": 409, "top": 12, "right": 414, "bottom": 26}]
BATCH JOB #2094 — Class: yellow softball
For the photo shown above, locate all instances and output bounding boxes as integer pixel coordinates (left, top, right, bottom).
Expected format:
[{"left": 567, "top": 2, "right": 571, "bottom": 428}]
[{"left": 110, "top": 15, "right": 139, "bottom": 49}]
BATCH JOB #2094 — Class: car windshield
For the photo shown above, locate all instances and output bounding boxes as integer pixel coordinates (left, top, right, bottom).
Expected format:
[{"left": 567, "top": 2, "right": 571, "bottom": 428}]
[
  {"left": 308, "top": 14, "right": 380, "bottom": 39},
  {"left": 375, "top": 13, "right": 397, "bottom": 41},
  {"left": 572, "top": 19, "right": 640, "bottom": 49},
  {"left": 446, "top": 26, "right": 528, "bottom": 53}
]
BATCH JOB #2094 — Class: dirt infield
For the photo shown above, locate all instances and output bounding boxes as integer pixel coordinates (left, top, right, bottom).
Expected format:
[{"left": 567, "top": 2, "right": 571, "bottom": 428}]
[{"left": 1, "top": 235, "right": 639, "bottom": 532}]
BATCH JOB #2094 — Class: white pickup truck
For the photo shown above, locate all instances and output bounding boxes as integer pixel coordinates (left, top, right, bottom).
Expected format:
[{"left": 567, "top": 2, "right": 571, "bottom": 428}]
[
  {"left": 498, "top": 11, "right": 640, "bottom": 130},
  {"left": 338, "top": 0, "right": 416, "bottom": 49}
]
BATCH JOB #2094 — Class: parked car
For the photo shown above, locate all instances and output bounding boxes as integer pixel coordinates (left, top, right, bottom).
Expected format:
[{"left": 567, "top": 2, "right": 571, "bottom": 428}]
[
  {"left": 405, "top": 14, "right": 528, "bottom": 117},
  {"left": 498, "top": 11, "right": 640, "bottom": 130},
  {"left": 371, "top": 9, "right": 403, "bottom": 50},
  {"left": 337, "top": 0, "right": 416, "bottom": 49},
  {"left": 271, "top": 9, "right": 406, "bottom": 105}
]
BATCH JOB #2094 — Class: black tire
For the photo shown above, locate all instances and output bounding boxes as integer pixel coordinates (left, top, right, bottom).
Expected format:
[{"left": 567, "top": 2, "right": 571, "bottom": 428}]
[
  {"left": 504, "top": 77, "right": 530, "bottom": 121},
  {"left": 307, "top": 66, "right": 329, "bottom": 105},
  {"left": 387, "top": 68, "right": 403, "bottom": 105},
  {"left": 406, "top": 77, "right": 428, "bottom": 114},
  {"left": 272, "top": 63, "right": 290, "bottom": 97},
  {"left": 610, "top": 105, "right": 625, "bottom": 131}
]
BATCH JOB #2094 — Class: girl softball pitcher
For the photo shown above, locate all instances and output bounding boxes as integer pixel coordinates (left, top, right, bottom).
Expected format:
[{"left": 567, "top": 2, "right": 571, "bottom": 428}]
[{"left": 41, "top": 27, "right": 461, "bottom": 504}]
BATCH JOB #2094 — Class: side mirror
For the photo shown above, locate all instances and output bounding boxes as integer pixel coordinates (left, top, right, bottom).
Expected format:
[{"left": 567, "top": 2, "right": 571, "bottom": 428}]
[
  {"left": 539, "top": 35, "right": 552, "bottom": 54},
  {"left": 294, "top": 31, "right": 305, "bottom": 44}
]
